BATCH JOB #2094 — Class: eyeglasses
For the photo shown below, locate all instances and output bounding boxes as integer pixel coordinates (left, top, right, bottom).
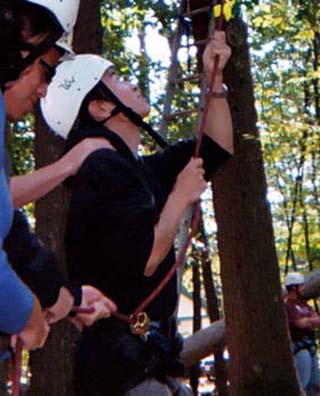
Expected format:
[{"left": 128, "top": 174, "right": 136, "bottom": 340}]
[{"left": 39, "top": 59, "right": 56, "bottom": 83}]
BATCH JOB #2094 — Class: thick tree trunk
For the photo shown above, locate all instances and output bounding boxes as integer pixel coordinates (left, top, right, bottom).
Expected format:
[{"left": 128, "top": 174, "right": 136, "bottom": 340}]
[
  {"left": 30, "top": 1, "right": 102, "bottom": 395},
  {"left": 29, "top": 114, "right": 77, "bottom": 396},
  {"left": 212, "top": 18, "right": 301, "bottom": 396}
]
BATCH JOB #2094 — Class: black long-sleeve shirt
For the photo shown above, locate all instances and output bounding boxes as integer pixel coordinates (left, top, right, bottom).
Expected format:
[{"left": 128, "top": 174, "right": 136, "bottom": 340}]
[{"left": 65, "top": 127, "right": 230, "bottom": 321}]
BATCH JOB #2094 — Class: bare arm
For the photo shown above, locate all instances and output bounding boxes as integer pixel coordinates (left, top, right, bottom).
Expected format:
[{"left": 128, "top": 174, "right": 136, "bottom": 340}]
[
  {"left": 203, "top": 32, "right": 233, "bottom": 154},
  {"left": 11, "top": 138, "right": 115, "bottom": 207},
  {"left": 144, "top": 158, "right": 206, "bottom": 277},
  {"left": 296, "top": 314, "right": 320, "bottom": 330}
]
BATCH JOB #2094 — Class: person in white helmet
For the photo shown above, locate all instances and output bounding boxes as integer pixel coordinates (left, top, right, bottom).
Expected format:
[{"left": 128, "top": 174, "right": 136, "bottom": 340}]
[
  {"left": 284, "top": 272, "right": 320, "bottom": 396},
  {"left": 41, "top": 32, "right": 232, "bottom": 396},
  {"left": 0, "top": 0, "right": 115, "bottom": 350}
]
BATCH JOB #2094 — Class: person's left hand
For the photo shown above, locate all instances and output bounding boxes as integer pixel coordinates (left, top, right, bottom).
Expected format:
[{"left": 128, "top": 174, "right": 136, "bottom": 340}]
[
  {"left": 69, "top": 285, "right": 117, "bottom": 332},
  {"left": 203, "top": 31, "right": 231, "bottom": 77}
]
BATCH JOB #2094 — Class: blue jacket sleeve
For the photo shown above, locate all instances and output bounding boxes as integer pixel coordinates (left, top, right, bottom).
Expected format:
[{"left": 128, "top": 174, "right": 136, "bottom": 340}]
[
  {"left": 0, "top": 250, "right": 34, "bottom": 334},
  {"left": 0, "top": 91, "right": 34, "bottom": 334}
]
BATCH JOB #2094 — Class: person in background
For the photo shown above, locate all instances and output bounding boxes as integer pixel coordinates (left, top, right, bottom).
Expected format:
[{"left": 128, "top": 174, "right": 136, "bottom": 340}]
[{"left": 284, "top": 272, "right": 320, "bottom": 396}]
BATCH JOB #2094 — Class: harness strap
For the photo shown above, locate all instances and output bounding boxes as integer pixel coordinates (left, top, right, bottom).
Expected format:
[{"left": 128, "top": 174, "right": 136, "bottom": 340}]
[{"left": 294, "top": 339, "right": 317, "bottom": 357}]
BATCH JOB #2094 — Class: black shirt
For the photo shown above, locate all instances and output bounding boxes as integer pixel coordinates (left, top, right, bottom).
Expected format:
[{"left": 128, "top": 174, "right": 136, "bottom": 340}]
[
  {"left": 4, "top": 209, "right": 82, "bottom": 308},
  {"left": 65, "top": 127, "right": 230, "bottom": 321}
]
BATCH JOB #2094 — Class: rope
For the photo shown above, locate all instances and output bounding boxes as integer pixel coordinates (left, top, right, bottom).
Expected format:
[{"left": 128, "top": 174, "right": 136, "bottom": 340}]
[{"left": 11, "top": 339, "right": 23, "bottom": 396}]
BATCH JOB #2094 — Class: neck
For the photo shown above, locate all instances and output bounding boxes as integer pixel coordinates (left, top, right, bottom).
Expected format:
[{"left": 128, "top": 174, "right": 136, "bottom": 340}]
[{"left": 104, "top": 118, "right": 140, "bottom": 153}]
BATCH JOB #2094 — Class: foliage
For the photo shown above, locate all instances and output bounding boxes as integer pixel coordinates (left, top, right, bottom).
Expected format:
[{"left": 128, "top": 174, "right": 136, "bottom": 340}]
[
  {"left": 6, "top": 117, "right": 35, "bottom": 176},
  {"left": 247, "top": 0, "right": 320, "bottom": 274}
]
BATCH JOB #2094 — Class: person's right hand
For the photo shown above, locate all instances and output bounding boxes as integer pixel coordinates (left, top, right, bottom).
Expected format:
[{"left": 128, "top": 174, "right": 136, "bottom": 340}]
[
  {"left": 61, "top": 137, "right": 115, "bottom": 177},
  {"left": 18, "top": 294, "right": 49, "bottom": 350},
  {"left": 173, "top": 158, "right": 207, "bottom": 205},
  {"left": 69, "top": 286, "right": 117, "bottom": 332}
]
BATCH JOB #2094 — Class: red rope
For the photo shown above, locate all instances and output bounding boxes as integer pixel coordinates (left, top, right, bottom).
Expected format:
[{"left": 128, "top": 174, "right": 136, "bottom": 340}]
[{"left": 12, "top": 339, "right": 23, "bottom": 396}]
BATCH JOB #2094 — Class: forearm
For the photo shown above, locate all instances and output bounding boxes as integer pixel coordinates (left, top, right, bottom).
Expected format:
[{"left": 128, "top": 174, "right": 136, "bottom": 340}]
[
  {"left": 11, "top": 158, "right": 72, "bottom": 207},
  {"left": 296, "top": 316, "right": 320, "bottom": 330},
  {"left": 204, "top": 74, "right": 233, "bottom": 154},
  {"left": 144, "top": 191, "right": 189, "bottom": 277},
  {"left": 309, "top": 316, "right": 320, "bottom": 329}
]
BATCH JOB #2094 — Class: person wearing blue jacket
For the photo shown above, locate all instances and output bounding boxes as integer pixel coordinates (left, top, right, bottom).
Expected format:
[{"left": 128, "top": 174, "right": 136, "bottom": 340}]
[
  {"left": 0, "top": 0, "right": 67, "bottom": 350},
  {"left": 1, "top": 0, "right": 117, "bottom": 349},
  {"left": 0, "top": 93, "right": 35, "bottom": 336}
]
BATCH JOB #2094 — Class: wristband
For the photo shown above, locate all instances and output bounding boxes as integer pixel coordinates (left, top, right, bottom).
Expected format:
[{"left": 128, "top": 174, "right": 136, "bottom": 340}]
[{"left": 211, "top": 84, "right": 228, "bottom": 99}]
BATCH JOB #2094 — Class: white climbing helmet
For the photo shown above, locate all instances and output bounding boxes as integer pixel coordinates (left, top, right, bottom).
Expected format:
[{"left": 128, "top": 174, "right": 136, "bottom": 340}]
[
  {"left": 41, "top": 54, "right": 113, "bottom": 139},
  {"left": 56, "top": 30, "right": 75, "bottom": 57},
  {"left": 25, "top": 0, "right": 80, "bottom": 34},
  {"left": 284, "top": 272, "right": 305, "bottom": 287}
]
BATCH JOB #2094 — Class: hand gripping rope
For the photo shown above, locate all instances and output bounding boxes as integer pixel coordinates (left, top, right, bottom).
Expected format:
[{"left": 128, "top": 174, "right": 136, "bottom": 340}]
[{"left": 11, "top": 306, "right": 94, "bottom": 396}]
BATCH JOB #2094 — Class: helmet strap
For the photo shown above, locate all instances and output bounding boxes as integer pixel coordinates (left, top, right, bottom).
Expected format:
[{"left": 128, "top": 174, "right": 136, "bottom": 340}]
[
  {"left": 100, "top": 106, "right": 122, "bottom": 124},
  {"left": 98, "top": 82, "right": 168, "bottom": 149}
]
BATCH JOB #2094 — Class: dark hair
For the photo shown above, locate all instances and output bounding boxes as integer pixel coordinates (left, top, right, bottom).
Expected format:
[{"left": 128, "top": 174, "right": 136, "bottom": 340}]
[
  {"left": 16, "top": 2, "right": 63, "bottom": 41},
  {"left": 0, "top": 0, "right": 63, "bottom": 86}
]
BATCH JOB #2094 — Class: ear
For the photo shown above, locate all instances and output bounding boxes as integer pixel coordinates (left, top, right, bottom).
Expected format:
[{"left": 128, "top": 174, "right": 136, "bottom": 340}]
[{"left": 88, "top": 100, "right": 115, "bottom": 122}]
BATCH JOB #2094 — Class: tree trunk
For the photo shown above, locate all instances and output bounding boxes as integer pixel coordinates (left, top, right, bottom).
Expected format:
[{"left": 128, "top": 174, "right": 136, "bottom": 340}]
[
  {"left": 189, "top": 252, "right": 201, "bottom": 395},
  {"left": 30, "top": 1, "right": 102, "bottom": 394},
  {"left": 29, "top": 114, "right": 77, "bottom": 396},
  {"left": 211, "top": 18, "right": 301, "bottom": 396},
  {"left": 199, "top": 217, "right": 227, "bottom": 396}
]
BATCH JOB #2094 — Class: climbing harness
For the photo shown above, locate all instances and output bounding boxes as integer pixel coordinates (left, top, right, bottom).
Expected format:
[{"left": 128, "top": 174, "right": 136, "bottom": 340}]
[{"left": 293, "top": 339, "right": 317, "bottom": 358}]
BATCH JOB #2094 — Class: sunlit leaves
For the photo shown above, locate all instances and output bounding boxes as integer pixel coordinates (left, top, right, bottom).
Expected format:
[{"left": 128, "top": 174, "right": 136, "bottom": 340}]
[{"left": 249, "top": 0, "right": 320, "bottom": 271}]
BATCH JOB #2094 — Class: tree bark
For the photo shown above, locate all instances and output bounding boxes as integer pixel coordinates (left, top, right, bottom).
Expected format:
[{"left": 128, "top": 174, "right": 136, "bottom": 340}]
[
  {"left": 30, "top": 1, "right": 102, "bottom": 394},
  {"left": 29, "top": 114, "right": 77, "bottom": 396},
  {"left": 212, "top": 18, "right": 301, "bottom": 396}
]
